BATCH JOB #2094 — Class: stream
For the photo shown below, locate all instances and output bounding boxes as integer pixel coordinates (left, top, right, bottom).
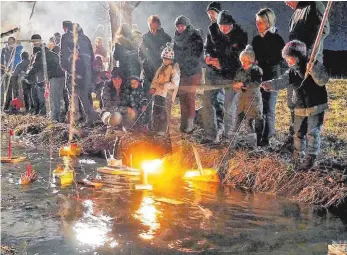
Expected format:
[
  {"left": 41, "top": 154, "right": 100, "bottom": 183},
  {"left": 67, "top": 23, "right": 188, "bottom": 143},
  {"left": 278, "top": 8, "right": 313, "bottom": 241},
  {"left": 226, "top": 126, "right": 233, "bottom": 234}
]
[{"left": 1, "top": 138, "right": 346, "bottom": 254}]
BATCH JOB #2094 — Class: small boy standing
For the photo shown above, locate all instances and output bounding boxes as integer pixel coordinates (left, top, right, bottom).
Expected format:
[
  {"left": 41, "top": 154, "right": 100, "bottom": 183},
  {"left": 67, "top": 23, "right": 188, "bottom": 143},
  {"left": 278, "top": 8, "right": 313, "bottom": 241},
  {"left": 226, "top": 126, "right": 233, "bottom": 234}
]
[
  {"left": 232, "top": 45, "right": 263, "bottom": 148},
  {"left": 150, "top": 43, "right": 180, "bottom": 136},
  {"left": 261, "top": 40, "right": 329, "bottom": 171}
]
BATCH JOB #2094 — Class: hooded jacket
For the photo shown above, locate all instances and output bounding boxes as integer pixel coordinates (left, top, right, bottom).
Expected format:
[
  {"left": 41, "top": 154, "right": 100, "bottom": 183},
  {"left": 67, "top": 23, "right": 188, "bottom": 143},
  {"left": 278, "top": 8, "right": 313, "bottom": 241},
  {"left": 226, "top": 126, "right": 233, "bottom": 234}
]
[
  {"left": 151, "top": 62, "right": 180, "bottom": 98},
  {"left": 139, "top": 28, "right": 172, "bottom": 82},
  {"left": 174, "top": 25, "right": 204, "bottom": 77}
]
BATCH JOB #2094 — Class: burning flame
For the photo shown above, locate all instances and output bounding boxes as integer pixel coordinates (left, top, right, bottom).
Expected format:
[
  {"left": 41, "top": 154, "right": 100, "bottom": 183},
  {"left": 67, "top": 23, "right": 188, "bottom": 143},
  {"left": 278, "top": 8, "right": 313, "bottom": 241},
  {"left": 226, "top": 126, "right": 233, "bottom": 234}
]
[{"left": 141, "top": 159, "right": 163, "bottom": 173}]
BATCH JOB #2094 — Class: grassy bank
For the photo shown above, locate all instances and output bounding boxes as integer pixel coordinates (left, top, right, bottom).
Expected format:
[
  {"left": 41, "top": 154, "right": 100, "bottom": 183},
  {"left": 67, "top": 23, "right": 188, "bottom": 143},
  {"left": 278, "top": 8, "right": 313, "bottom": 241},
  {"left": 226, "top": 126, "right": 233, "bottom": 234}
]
[{"left": 1, "top": 79, "right": 346, "bottom": 209}]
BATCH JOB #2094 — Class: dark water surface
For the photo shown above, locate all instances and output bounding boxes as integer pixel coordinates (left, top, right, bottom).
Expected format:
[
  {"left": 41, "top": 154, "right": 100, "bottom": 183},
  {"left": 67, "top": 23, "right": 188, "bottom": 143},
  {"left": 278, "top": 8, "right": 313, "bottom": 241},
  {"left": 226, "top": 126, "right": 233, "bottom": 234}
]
[{"left": 1, "top": 138, "right": 346, "bottom": 255}]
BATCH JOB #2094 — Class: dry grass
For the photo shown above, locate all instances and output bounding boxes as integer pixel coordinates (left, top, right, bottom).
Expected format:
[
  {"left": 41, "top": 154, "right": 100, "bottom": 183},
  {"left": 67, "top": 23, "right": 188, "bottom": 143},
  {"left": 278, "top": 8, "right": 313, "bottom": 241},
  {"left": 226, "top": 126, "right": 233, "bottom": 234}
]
[{"left": 1, "top": 79, "right": 346, "bottom": 208}]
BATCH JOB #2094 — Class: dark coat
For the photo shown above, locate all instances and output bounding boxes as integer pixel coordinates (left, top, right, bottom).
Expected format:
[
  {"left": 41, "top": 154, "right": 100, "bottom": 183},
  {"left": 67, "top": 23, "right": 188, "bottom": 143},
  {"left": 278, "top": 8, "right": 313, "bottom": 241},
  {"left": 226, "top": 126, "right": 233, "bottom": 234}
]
[
  {"left": 1, "top": 45, "right": 15, "bottom": 73},
  {"left": 289, "top": 1, "right": 330, "bottom": 54},
  {"left": 174, "top": 25, "right": 204, "bottom": 77},
  {"left": 205, "top": 23, "right": 248, "bottom": 80},
  {"left": 27, "top": 47, "right": 65, "bottom": 82},
  {"left": 113, "top": 35, "right": 141, "bottom": 79},
  {"left": 60, "top": 31, "right": 74, "bottom": 73},
  {"left": 139, "top": 28, "right": 172, "bottom": 82},
  {"left": 101, "top": 81, "right": 128, "bottom": 113},
  {"left": 252, "top": 31, "right": 285, "bottom": 81}
]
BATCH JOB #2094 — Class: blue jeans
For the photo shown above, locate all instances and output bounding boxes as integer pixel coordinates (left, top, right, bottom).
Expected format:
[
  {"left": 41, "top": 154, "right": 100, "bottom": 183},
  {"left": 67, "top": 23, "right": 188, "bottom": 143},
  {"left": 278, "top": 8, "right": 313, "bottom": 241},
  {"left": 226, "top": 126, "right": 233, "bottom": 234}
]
[
  {"left": 202, "top": 88, "right": 225, "bottom": 139},
  {"left": 294, "top": 111, "right": 325, "bottom": 156},
  {"left": 261, "top": 89, "right": 278, "bottom": 141},
  {"left": 224, "top": 88, "right": 239, "bottom": 138}
]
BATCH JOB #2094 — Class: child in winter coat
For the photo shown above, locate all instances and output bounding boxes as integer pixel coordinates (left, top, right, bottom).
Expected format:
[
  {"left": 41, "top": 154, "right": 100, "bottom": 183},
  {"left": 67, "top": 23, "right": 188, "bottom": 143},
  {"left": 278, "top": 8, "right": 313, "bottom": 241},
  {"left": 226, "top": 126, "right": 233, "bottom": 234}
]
[
  {"left": 261, "top": 40, "right": 329, "bottom": 171},
  {"left": 126, "top": 76, "right": 148, "bottom": 131},
  {"left": 232, "top": 45, "right": 263, "bottom": 148},
  {"left": 150, "top": 42, "right": 180, "bottom": 136},
  {"left": 101, "top": 67, "right": 127, "bottom": 133}
]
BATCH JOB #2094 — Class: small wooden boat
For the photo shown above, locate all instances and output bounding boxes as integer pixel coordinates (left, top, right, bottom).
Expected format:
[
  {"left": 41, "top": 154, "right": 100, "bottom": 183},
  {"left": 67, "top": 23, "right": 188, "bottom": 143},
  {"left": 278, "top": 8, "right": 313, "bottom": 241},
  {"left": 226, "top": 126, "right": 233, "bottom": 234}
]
[
  {"left": 97, "top": 166, "right": 141, "bottom": 176},
  {"left": 20, "top": 164, "right": 38, "bottom": 185},
  {"left": 59, "top": 143, "right": 81, "bottom": 157},
  {"left": 1, "top": 156, "right": 27, "bottom": 163},
  {"left": 77, "top": 179, "right": 103, "bottom": 188}
]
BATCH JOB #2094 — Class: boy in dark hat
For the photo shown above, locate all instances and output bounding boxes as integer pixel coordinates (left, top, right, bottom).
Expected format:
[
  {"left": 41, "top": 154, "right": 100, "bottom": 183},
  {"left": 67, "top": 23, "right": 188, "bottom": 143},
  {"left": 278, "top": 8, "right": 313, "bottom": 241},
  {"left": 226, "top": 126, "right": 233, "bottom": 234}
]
[{"left": 261, "top": 40, "right": 329, "bottom": 171}]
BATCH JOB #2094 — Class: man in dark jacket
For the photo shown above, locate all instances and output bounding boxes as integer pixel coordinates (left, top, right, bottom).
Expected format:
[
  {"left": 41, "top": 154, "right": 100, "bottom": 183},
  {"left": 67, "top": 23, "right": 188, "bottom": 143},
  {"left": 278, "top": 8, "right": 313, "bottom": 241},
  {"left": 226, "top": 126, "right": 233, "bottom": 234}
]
[
  {"left": 201, "top": 2, "right": 226, "bottom": 144},
  {"left": 139, "top": 15, "right": 171, "bottom": 129},
  {"left": 60, "top": 22, "right": 99, "bottom": 125},
  {"left": 208, "top": 10, "right": 248, "bottom": 140},
  {"left": 26, "top": 34, "right": 66, "bottom": 120},
  {"left": 3, "top": 51, "right": 30, "bottom": 113},
  {"left": 1, "top": 37, "right": 16, "bottom": 109},
  {"left": 283, "top": 1, "right": 330, "bottom": 151},
  {"left": 174, "top": 15, "right": 204, "bottom": 133}
]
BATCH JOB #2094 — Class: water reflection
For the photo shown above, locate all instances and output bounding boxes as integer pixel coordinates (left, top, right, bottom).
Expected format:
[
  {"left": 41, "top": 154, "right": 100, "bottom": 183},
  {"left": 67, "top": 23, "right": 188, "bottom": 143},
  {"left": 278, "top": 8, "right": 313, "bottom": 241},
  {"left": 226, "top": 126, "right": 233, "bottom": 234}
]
[
  {"left": 73, "top": 199, "right": 115, "bottom": 248},
  {"left": 133, "top": 196, "right": 161, "bottom": 240}
]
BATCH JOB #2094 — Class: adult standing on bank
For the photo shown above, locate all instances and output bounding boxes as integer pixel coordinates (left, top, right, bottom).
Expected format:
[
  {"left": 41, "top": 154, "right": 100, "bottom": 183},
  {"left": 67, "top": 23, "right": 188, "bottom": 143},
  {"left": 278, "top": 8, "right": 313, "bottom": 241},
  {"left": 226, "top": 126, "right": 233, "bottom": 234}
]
[
  {"left": 281, "top": 1, "right": 330, "bottom": 151},
  {"left": 202, "top": 1, "right": 226, "bottom": 144},
  {"left": 174, "top": 15, "right": 204, "bottom": 133},
  {"left": 252, "top": 8, "right": 285, "bottom": 146}
]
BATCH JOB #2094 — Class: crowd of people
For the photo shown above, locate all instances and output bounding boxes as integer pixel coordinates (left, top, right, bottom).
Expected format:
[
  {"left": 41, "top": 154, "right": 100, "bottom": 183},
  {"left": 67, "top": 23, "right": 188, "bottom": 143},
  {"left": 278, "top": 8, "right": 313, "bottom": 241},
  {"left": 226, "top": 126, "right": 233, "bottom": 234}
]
[{"left": 1, "top": 1, "right": 331, "bottom": 171}]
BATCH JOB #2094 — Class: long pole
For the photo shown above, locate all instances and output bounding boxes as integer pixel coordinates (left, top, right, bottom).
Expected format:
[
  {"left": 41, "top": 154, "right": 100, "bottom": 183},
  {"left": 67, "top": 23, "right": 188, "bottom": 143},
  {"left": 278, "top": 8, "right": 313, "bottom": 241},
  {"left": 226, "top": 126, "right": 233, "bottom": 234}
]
[{"left": 305, "top": 1, "right": 333, "bottom": 78}]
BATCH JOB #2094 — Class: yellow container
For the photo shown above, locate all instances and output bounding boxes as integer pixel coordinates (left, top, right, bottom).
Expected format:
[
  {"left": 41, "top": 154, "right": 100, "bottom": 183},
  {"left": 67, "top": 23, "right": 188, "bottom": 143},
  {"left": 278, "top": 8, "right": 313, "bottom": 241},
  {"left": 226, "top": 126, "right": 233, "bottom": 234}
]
[{"left": 59, "top": 171, "right": 74, "bottom": 186}]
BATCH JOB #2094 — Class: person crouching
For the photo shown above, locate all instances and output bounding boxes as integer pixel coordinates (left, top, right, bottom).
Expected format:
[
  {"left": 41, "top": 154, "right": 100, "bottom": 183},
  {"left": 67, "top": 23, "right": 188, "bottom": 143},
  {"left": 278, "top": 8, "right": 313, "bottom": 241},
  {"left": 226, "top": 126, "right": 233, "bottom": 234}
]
[
  {"left": 261, "top": 40, "right": 329, "bottom": 171},
  {"left": 231, "top": 45, "right": 263, "bottom": 148},
  {"left": 150, "top": 42, "right": 180, "bottom": 136},
  {"left": 100, "top": 67, "right": 127, "bottom": 135}
]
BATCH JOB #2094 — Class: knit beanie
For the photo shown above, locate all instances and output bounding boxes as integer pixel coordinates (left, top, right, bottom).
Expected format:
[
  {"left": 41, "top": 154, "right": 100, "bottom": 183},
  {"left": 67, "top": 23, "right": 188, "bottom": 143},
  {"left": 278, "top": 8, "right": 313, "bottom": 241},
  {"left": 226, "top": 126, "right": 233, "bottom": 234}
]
[
  {"left": 31, "top": 34, "right": 42, "bottom": 40},
  {"left": 282, "top": 40, "right": 307, "bottom": 59},
  {"left": 62, "top": 21, "right": 73, "bottom": 31},
  {"left": 111, "top": 67, "right": 123, "bottom": 79},
  {"left": 217, "top": 10, "right": 235, "bottom": 25},
  {"left": 240, "top": 45, "right": 255, "bottom": 63},
  {"left": 161, "top": 42, "right": 175, "bottom": 60},
  {"left": 175, "top": 15, "right": 191, "bottom": 27},
  {"left": 206, "top": 2, "right": 222, "bottom": 13}
]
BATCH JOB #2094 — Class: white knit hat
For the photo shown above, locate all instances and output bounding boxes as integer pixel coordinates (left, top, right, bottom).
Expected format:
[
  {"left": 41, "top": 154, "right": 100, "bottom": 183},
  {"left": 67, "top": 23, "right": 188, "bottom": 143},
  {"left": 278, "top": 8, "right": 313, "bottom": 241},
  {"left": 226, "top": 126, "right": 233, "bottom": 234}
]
[{"left": 161, "top": 42, "right": 175, "bottom": 60}]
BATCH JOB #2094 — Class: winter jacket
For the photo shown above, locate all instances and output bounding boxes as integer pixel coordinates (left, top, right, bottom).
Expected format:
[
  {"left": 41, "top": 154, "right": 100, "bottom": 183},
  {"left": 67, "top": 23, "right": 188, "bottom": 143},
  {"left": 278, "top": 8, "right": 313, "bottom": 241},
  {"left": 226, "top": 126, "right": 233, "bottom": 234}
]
[
  {"left": 233, "top": 64, "right": 263, "bottom": 118},
  {"left": 205, "top": 22, "right": 248, "bottom": 80},
  {"left": 113, "top": 35, "right": 141, "bottom": 79},
  {"left": 151, "top": 62, "right": 180, "bottom": 98},
  {"left": 252, "top": 31, "right": 285, "bottom": 81},
  {"left": 94, "top": 45, "right": 107, "bottom": 58},
  {"left": 101, "top": 81, "right": 128, "bottom": 113},
  {"left": 127, "top": 87, "right": 147, "bottom": 112},
  {"left": 139, "top": 28, "right": 172, "bottom": 81},
  {"left": 60, "top": 31, "right": 74, "bottom": 73},
  {"left": 174, "top": 25, "right": 204, "bottom": 77},
  {"left": 12, "top": 58, "right": 30, "bottom": 77},
  {"left": 1, "top": 45, "right": 15, "bottom": 73},
  {"left": 27, "top": 47, "right": 65, "bottom": 82},
  {"left": 267, "top": 60, "right": 329, "bottom": 116},
  {"left": 289, "top": 1, "right": 330, "bottom": 58}
]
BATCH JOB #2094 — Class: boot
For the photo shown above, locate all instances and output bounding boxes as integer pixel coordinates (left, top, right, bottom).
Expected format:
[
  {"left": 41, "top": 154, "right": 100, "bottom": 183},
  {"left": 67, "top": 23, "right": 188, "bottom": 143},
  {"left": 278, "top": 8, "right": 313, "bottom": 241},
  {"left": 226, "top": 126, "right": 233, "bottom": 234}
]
[
  {"left": 298, "top": 154, "right": 317, "bottom": 171},
  {"left": 180, "top": 117, "right": 187, "bottom": 132},
  {"left": 293, "top": 150, "right": 305, "bottom": 170},
  {"left": 201, "top": 134, "right": 221, "bottom": 145},
  {"left": 183, "top": 118, "right": 195, "bottom": 133},
  {"left": 247, "top": 133, "right": 257, "bottom": 149},
  {"left": 281, "top": 135, "right": 294, "bottom": 153}
]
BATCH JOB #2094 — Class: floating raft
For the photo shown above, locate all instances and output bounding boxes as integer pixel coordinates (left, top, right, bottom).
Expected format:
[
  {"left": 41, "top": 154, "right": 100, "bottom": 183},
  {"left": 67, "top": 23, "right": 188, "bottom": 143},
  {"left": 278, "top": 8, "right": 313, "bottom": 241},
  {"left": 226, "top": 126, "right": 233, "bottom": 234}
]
[
  {"left": 183, "top": 168, "right": 220, "bottom": 183},
  {"left": 1, "top": 156, "right": 27, "bottom": 163},
  {"left": 59, "top": 143, "right": 81, "bottom": 157},
  {"left": 97, "top": 166, "right": 141, "bottom": 176}
]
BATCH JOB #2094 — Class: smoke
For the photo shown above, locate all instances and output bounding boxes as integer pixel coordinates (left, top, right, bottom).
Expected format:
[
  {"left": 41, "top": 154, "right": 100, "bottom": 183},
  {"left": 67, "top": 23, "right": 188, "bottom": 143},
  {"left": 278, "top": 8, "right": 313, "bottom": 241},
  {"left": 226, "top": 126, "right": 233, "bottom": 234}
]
[{"left": 1, "top": 1, "right": 110, "bottom": 52}]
